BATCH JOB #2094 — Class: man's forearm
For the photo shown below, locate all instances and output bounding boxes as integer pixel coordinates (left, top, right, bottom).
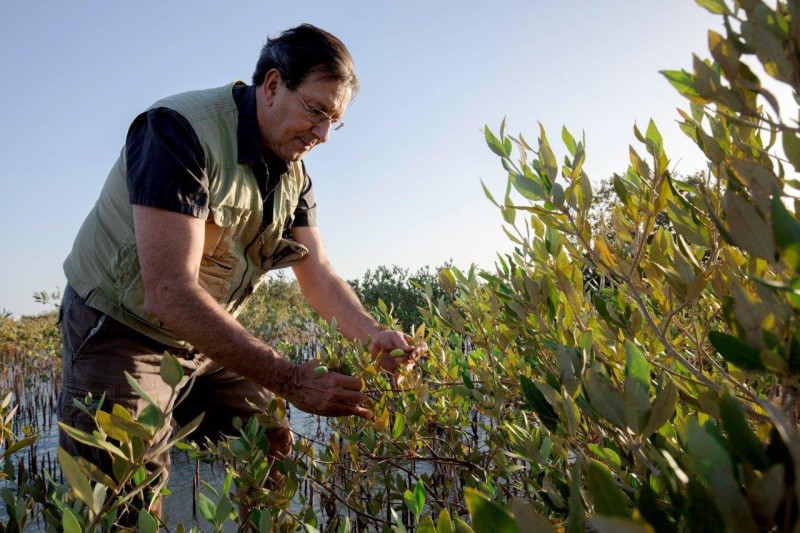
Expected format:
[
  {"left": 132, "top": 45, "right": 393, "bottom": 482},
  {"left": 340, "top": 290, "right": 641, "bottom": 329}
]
[
  {"left": 299, "top": 270, "right": 382, "bottom": 344},
  {"left": 143, "top": 282, "right": 295, "bottom": 395}
]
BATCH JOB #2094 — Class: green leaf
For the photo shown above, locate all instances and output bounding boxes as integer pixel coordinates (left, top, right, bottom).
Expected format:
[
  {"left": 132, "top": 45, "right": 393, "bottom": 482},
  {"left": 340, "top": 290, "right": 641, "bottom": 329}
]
[
  {"left": 520, "top": 376, "right": 559, "bottom": 431},
  {"left": 414, "top": 480, "right": 426, "bottom": 518},
  {"left": 720, "top": 391, "right": 770, "bottom": 468},
  {"left": 660, "top": 70, "right": 701, "bottom": 99},
  {"left": 197, "top": 492, "right": 217, "bottom": 523},
  {"left": 57, "top": 447, "right": 96, "bottom": 512},
  {"left": 642, "top": 381, "right": 678, "bottom": 438},
  {"left": 404, "top": 489, "right": 420, "bottom": 519},
  {"left": 511, "top": 497, "right": 556, "bottom": 533},
  {"left": 686, "top": 418, "right": 733, "bottom": 484},
  {"left": 742, "top": 19, "right": 794, "bottom": 82},
  {"left": 167, "top": 412, "right": 204, "bottom": 446},
  {"left": 132, "top": 465, "right": 146, "bottom": 485},
  {"left": 709, "top": 30, "right": 740, "bottom": 77},
  {"left": 436, "top": 509, "right": 454, "bottom": 533},
  {"left": 551, "top": 182, "right": 565, "bottom": 207},
  {"left": 216, "top": 494, "right": 233, "bottom": 526},
  {"left": 392, "top": 413, "right": 406, "bottom": 440},
  {"left": 337, "top": 516, "right": 351, "bottom": 533},
  {"left": 61, "top": 506, "right": 84, "bottom": 533},
  {"left": 464, "top": 488, "right": 518, "bottom": 533},
  {"left": 696, "top": 0, "right": 727, "bottom": 14},
  {"left": 58, "top": 422, "right": 127, "bottom": 459},
  {"left": 562, "top": 126, "right": 577, "bottom": 155},
  {"left": 624, "top": 341, "right": 650, "bottom": 393},
  {"left": 481, "top": 180, "right": 500, "bottom": 208},
  {"left": 453, "top": 518, "right": 474, "bottom": 533},
  {"left": 584, "top": 366, "right": 625, "bottom": 428},
  {"left": 686, "top": 479, "right": 725, "bottom": 531},
  {"left": 783, "top": 131, "right": 800, "bottom": 172},
  {"left": 708, "top": 331, "right": 766, "bottom": 370},
  {"left": 97, "top": 410, "right": 153, "bottom": 442},
  {"left": 589, "top": 445, "right": 622, "bottom": 469},
  {"left": 623, "top": 341, "right": 651, "bottom": 434},
  {"left": 76, "top": 455, "right": 116, "bottom": 488},
  {"left": 138, "top": 510, "right": 158, "bottom": 533},
  {"left": 258, "top": 509, "right": 273, "bottom": 532},
  {"left": 566, "top": 459, "right": 584, "bottom": 533},
  {"left": 513, "top": 173, "right": 546, "bottom": 200},
  {"left": 417, "top": 516, "right": 436, "bottom": 533},
  {"left": 3, "top": 435, "right": 38, "bottom": 456},
  {"left": 125, "top": 371, "right": 160, "bottom": 408},
  {"left": 726, "top": 158, "right": 780, "bottom": 213},
  {"left": 645, "top": 120, "right": 663, "bottom": 151},
  {"left": 687, "top": 418, "right": 760, "bottom": 533},
  {"left": 586, "top": 459, "right": 629, "bottom": 517},
  {"left": 538, "top": 123, "right": 558, "bottom": 184},
  {"left": 160, "top": 353, "right": 184, "bottom": 389},
  {"left": 722, "top": 191, "right": 775, "bottom": 260},
  {"left": 485, "top": 126, "right": 509, "bottom": 158},
  {"left": 138, "top": 404, "right": 163, "bottom": 429},
  {"left": 772, "top": 195, "right": 800, "bottom": 271}
]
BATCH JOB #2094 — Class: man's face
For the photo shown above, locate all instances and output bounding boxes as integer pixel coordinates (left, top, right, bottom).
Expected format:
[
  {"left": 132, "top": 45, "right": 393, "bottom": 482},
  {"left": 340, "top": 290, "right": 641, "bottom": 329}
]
[{"left": 259, "top": 69, "right": 351, "bottom": 162}]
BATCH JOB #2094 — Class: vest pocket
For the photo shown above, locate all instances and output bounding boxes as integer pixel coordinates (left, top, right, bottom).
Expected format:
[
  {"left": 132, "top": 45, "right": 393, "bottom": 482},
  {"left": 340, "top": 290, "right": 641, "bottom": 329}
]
[
  {"left": 201, "top": 204, "right": 253, "bottom": 303},
  {"left": 111, "top": 241, "right": 163, "bottom": 329},
  {"left": 262, "top": 232, "right": 309, "bottom": 271},
  {"left": 206, "top": 205, "right": 252, "bottom": 258},
  {"left": 198, "top": 256, "right": 234, "bottom": 300}
]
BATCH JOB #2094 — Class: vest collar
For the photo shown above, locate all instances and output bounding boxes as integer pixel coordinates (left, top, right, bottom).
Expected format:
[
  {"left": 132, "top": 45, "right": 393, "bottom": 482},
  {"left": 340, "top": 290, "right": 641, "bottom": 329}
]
[{"left": 234, "top": 83, "right": 289, "bottom": 176}]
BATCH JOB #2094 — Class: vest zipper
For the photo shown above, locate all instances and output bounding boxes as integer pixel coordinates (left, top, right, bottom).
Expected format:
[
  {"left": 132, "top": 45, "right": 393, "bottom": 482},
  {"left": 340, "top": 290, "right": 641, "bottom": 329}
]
[{"left": 229, "top": 230, "right": 263, "bottom": 307}]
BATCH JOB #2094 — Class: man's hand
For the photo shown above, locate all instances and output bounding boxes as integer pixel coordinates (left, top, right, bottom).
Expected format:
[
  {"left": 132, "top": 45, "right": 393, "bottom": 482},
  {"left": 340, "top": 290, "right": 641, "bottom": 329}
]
[
  {"left": 282, "top": 360, "right": 373, "bottom": 419},
  {"left": 370, "top": 329, "right": 428, "bottom": 379}
]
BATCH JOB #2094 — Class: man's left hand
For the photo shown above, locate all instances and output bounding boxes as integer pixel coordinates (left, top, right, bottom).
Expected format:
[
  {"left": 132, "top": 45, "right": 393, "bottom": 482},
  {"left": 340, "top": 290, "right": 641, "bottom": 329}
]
[{"left": 370, "top": 329, "right": 427, "bottom": 379}]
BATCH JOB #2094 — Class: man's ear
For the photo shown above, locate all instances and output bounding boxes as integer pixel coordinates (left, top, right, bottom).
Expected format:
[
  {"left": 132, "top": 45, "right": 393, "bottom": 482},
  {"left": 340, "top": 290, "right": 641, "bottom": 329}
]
[{"left": 262, "top": 68, "right": 282, "bottom": 106}]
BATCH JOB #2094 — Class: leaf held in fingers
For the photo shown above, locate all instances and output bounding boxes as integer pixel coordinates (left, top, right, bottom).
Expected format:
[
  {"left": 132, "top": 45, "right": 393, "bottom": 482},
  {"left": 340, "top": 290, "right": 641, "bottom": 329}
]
[{"left": 313, "top": 366, "right": 329, "bottom": 376}]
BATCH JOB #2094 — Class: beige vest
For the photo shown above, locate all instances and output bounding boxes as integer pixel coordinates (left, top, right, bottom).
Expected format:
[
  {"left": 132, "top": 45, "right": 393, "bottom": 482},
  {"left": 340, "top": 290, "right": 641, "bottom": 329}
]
[{"left": 63, "top": 82, "right": 308, "bottom": 348}]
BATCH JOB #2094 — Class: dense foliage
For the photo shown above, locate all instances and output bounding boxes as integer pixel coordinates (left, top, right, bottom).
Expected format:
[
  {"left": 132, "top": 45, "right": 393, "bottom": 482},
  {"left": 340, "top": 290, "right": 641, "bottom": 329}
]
[
  {"left": 238, "top": 272, "right": 322, "bottom": 353},
  {"left": 3, "top": 0, "right": 800, "bottom": 531},
  {"left": 348, "top": 264, "right": 454, "bottom": 330}
]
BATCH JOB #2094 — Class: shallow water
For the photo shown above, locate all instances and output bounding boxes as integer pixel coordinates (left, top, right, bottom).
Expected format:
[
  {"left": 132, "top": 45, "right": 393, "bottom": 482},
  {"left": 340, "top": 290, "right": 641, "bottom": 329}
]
[{"left": 1, "top": 404, "right": 328, "bottom": 530}]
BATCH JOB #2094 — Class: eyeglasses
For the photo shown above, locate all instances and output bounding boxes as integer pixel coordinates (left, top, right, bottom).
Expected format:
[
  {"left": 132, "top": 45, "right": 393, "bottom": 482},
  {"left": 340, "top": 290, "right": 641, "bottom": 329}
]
[{"left": 292, "top": 89, "right": 345, "bottom": 131}]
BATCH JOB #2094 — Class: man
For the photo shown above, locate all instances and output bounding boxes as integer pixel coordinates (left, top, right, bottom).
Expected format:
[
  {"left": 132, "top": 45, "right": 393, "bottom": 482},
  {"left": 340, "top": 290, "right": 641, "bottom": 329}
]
[{"left": 58, "top": 23, "right": 423, "bottom": 510}]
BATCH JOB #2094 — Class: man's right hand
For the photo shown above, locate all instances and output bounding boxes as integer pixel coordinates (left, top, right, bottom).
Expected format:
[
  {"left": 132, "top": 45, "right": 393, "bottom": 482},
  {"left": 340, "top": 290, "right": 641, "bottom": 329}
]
[{"left": 283, "top": 360, "right": 372, "bottom": 420}]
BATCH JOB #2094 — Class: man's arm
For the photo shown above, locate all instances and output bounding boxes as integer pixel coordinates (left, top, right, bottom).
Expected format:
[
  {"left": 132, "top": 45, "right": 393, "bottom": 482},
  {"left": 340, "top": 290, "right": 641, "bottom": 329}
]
[
  {"left": 133, "top": 205, "right": 371, "bottom": 418},
  {"left": 291, "top": 226, "right": 425, "bottom": 373}
]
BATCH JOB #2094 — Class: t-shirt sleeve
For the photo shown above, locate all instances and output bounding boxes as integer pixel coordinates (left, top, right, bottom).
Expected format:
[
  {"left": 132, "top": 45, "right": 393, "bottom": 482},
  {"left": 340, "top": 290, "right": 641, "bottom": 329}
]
[
  {"left": 291, "top": 166, "right": 317, "bottom": 227},
  {"left": 125, "top": 107, "right": 210, "bottom": 219}
]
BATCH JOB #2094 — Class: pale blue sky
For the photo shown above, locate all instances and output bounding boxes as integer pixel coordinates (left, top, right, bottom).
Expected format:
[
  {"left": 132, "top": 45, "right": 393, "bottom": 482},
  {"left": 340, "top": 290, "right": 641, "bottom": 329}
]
[{"left": 0, "top": 1, "right": 716, "bottom": 316}]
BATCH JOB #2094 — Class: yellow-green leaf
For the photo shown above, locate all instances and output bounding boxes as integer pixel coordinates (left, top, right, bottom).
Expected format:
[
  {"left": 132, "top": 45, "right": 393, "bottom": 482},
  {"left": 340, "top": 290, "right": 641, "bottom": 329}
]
[{"left": 57, "top": 447, "right": 96, "bottom": 512}]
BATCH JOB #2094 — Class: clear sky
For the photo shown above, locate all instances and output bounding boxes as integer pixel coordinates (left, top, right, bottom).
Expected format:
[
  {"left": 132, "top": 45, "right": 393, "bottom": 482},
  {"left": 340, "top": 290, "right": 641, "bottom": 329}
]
[{"left": 0, "top": 1, "right": 718, "bottom": 316}]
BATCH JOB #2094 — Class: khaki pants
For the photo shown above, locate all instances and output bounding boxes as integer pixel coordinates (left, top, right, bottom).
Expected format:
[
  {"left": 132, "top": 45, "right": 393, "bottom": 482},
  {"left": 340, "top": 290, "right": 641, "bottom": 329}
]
[{"left": 57, "top": 284, "right": 292, "bottom": 486}]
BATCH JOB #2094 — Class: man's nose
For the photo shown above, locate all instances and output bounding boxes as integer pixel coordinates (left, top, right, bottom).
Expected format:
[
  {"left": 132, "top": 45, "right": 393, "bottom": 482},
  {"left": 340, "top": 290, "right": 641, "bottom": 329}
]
[{"left": 312, "top": 120, "right": 332, "bottom": 144}]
